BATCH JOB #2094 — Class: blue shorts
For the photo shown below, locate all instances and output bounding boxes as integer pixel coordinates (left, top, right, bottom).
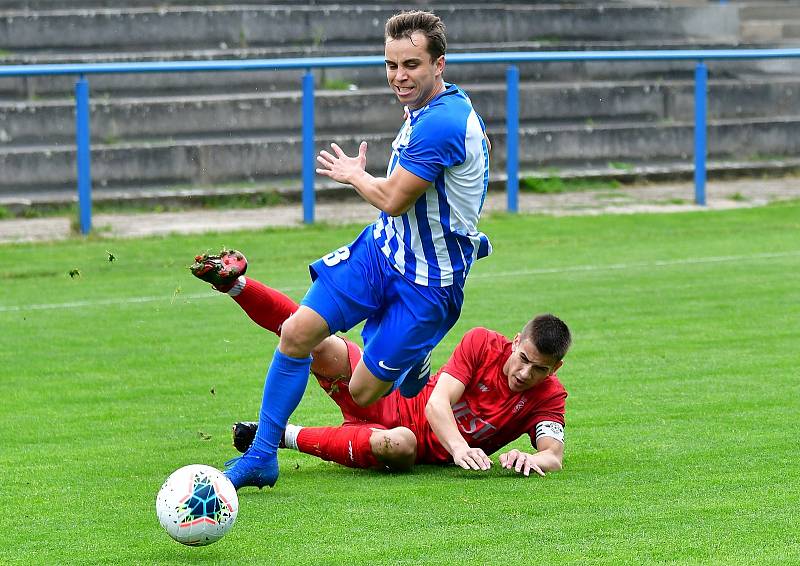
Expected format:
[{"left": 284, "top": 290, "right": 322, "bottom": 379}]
[{"left": 301, "top": 225, "right": 464, "bottom": 383}]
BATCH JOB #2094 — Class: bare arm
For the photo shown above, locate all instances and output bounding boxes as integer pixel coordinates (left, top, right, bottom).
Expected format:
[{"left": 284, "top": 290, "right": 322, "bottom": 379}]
[
  {"left": 316, "top": 141, "right": 430, "bottom": 216},
  {"left": 498, "top": 436, "right": 564, "bottom": 477},
  {"left": 425, "top": 372, "right": 492, "bottom": 471}
]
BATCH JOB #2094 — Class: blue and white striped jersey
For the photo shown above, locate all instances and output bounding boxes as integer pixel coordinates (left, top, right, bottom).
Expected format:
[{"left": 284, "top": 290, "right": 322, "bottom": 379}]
[{"left": 372, "top": 84, "right": 492, "bottom": 287}]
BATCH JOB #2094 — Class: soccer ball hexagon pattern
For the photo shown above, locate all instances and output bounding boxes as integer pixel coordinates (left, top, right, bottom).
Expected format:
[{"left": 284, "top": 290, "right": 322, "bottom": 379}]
[{"left": 156, "top": 464, "right": 239, "bottom": 546}]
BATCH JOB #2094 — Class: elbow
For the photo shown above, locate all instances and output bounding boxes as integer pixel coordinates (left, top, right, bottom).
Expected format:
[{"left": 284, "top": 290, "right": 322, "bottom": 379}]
[
  {"left": 424, "top": 399, "right": 439, "bottom": 421},
  {"left": 383, "top": 202, "right": 409, "bottom": 217},
  {"left": 382, "top": 195, "right": 414, "bottom": 217}
]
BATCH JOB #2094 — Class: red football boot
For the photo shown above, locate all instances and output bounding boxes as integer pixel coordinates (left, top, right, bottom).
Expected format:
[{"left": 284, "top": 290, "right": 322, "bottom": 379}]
[{"left": 190, "top": 250, "right": 247, "bottom": 292}]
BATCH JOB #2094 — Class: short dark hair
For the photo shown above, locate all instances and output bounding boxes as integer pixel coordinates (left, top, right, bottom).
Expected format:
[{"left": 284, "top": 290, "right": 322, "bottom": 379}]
[
  {"left": 521, "top": 314, "right": 572, "bottom": 361},
  {"left": 385, "top": 10, "right": 447, "bottom": 61}
]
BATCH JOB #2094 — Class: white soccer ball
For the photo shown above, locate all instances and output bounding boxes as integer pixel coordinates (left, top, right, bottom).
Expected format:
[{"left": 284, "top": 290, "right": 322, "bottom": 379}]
[{"left": 156, "top": 464, "right": 239, "bottom": 546}]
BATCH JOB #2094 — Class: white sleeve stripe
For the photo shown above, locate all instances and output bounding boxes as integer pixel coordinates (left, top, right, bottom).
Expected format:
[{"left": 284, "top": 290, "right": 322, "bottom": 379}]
[{"left": 535, "top": 421, "right": 565, "bottom": 443}]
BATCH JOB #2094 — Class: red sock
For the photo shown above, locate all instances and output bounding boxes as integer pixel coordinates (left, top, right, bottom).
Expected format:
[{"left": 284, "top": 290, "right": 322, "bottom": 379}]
[
  {"left": 296, "top": 425, "right": 384, "bottom": 469},
  {"left": 232, "top": 277, "right": 298, "bottom": 335}
]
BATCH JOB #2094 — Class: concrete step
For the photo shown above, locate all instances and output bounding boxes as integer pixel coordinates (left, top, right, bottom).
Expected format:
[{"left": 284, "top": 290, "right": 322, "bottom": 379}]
[
  {"left": 739, "top": 2, "right": 800, "bottom": 42},
  {"left": 741, "top": 19, "right": 800, "bottom": 41},
  {"left": 1, "top": 36, "right": 748, "bottom": 63},
  {"left": 1, "top": 0, "right": 578, "bottom": 9},
  {"left": 2, "top": 116, "right": 799, "bottom": 194},
  {"left": 740, "top": 4, "right": 800, "bottom": 20},
  {"left": 0, "top": 4, "right": 739, "bottom": 51},
  {"left": 4, "top": 78, "right": 800, "bottom": 145},
  {"left": 507, "top": 117, "right": 800, "bottom": 169}
]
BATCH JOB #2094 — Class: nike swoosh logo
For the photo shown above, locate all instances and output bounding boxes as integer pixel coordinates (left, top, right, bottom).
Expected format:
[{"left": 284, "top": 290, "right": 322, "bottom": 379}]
[{"left": 378, "top": 360, "right": 401, "bottom": 371}]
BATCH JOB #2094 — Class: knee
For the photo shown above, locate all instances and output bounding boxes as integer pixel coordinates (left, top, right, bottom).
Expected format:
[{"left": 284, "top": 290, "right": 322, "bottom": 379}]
[
  {"left": 371, "top": 427, "right": 417, "bottom": 471},
  {"left": 391, "top": 428, "right": 418, "bottom": 464},
  {"left": 279, "top": 313, "right": 323, "bottom": 358},
  {"left": 309, "top": 336, "right": 352, "bottom": 381}
]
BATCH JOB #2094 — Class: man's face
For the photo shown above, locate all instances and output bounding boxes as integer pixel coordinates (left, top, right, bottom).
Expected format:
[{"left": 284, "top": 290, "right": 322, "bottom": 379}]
[
  {"left": 504, "top": 335, "right": 562, "bottom": 393},
  {"left": 384, "top": 31, "right": 445, "bottom": 110}
]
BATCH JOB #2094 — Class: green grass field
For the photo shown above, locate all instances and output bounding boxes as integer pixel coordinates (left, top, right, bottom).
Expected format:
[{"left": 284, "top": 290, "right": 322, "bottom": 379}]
[{"left": 1, "top": 202, "right": 799, "bottom": 565}]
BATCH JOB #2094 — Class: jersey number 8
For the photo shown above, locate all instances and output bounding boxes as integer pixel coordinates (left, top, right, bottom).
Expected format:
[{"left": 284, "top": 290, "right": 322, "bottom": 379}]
[{"left": 321, "top": 246, "right": 351, "bottom": 267}]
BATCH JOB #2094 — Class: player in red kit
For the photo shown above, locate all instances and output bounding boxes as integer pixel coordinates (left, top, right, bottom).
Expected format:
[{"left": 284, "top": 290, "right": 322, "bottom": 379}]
[{"left": 193, "top": 251, "right": 571, "bottom": 477}]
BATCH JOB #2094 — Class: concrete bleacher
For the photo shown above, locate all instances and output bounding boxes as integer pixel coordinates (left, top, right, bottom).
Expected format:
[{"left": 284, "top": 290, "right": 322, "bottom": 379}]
[{"left": 0, "top": 1, "right": 799, "bottom": 209}]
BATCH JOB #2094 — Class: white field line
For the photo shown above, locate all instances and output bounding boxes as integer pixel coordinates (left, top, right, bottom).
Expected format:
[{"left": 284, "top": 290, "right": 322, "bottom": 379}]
[
  {"left": 469, "top": 250, "right": 800, "bottom": 280},
  {"left": 1, "top": 250, "right": 798, "bottom": 314}
]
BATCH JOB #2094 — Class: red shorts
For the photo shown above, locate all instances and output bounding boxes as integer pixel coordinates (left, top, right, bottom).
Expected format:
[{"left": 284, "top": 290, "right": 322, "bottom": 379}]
[
  {"left": 312, "top": 337, "right": 403, "bottom": 429},
  {"left": 313, "top": 337, "right": 452, "bottom": 465}
]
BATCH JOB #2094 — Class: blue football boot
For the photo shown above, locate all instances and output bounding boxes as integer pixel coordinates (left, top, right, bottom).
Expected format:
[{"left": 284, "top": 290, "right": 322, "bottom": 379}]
[
  {"left": 223, "top": 449, "right": 279, "bottom": 490},
  {"left": 398, "top": 351, "right": 432, "bottom": 398}
]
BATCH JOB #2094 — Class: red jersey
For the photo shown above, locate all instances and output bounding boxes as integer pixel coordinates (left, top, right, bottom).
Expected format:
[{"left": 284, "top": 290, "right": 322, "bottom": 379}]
[{"left": 396, "top": 327, "right": 567, "bottom": 464}]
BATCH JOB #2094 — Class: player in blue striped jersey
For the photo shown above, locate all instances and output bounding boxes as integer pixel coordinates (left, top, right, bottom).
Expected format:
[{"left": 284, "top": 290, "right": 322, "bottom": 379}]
[
  {"left": 222, "top": 10, "right": 492, "bottom": 490},
  {"left": 374, "top": 81, "right": 491, "bottom": 287}
]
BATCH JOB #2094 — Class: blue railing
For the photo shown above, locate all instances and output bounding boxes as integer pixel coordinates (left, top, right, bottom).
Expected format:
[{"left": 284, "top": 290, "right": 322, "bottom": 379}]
[{"left": 3, "top": 48, "right": 800, "bottom": 233}]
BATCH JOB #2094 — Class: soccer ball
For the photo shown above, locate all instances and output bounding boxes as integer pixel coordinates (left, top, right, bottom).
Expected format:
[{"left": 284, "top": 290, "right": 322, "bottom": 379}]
[{"left": 156, "top": 464, "right": 239, "bottom": 546}]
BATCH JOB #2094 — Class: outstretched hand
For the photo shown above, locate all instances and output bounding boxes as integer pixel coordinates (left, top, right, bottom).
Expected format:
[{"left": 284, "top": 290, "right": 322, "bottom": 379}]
[
  {"left": 452, "top": 445, "right": 492, "bottom": 471},
  {"left": 499, "top": 449, "right": 546, "bottom": 477},
  {"left": 316, "top": 141, "right": 368, "bottom": 185}
]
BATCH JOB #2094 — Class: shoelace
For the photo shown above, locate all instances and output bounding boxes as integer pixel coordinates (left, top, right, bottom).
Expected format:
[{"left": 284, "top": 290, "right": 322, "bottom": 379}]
[
  {"left": 224, "top": 456, "right": 242, "bottom": 469},
  {"left": 224, "top": 449, "right": 263, "bottom": 469}
]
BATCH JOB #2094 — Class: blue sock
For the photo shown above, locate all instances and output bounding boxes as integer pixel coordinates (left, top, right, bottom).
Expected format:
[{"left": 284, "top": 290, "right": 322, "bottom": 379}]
[{"left": 251, "top": 349, "right": 311, "bottom": 456}]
